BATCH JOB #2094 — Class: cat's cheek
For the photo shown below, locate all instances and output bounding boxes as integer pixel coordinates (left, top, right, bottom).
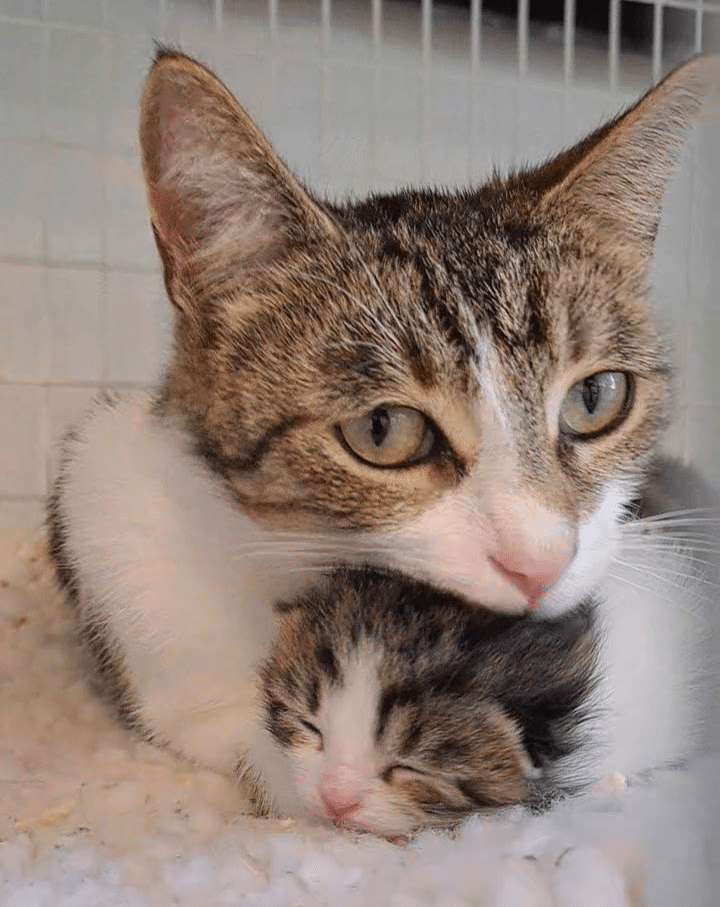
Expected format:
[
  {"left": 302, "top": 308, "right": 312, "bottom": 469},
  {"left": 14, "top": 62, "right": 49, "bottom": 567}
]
[
  {"left": 351, "top": 802, "right": 419, "bottom": 838},
  {"left": 538, "top": 480, "right": 630, "bottom": 616},
  {"left": 292, "top": 754, "right": 327, "bottom": 822}
]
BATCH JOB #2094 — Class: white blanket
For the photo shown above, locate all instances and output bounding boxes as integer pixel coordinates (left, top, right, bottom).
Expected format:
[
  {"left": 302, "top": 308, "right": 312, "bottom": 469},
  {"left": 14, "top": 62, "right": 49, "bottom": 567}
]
[{"left": 1, "top": 530, "right": 717, "bottom": 907}]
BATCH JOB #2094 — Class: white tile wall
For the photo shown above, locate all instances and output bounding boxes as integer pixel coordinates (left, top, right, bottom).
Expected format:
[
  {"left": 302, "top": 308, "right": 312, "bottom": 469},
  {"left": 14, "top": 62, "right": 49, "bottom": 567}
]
[
  {"left": 47, "top": 267, "right": 104, "bottom": 384},
  {"left": 0, "top": 140, "right": 48, "bottom": 259},
  {"left": 0, "top": 263, "right": 49, "bottom": 383},
  {"left": 103, "top": 271, "right": 170, "bottom": 385},
  {"left": 0, "top": 21, "right": 47, "bottom": 143},
  {"left": 0, "top": 0, "right": 718, "bottom": 526},
  {"left": 45, "top": 27, "right": 106, "bottom": 147},
  {"left": 0, "top": 385, "right": 47, "bottom": 499},
  {"left": 46, "top": 146, "right": 105, "bottom": 264}
]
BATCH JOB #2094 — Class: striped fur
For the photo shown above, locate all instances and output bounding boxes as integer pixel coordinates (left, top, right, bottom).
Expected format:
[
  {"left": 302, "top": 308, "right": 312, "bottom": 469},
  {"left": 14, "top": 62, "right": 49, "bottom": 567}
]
[{"left": 254, "top": 566, "right": 598, "bottom": 837}]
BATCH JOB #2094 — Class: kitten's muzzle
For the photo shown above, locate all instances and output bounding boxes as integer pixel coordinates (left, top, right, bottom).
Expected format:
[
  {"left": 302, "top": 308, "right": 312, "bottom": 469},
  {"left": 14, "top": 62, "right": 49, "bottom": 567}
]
[{"left": 320, "top": 765, "right": 366, "bottom": 824}]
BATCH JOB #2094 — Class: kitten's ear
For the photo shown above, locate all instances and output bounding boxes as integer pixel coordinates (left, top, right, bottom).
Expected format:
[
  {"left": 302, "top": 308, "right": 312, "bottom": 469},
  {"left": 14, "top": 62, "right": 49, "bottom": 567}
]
[
  {"left": 542, "top": 54, "right": 719, "bottom": 258},
  {"left": 139, "top": 48, "right": 339, "bottom": 316}
]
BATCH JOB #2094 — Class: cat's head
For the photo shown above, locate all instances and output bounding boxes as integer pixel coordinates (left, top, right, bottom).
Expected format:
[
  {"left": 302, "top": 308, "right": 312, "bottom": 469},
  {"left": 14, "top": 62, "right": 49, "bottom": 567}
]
[
  {"left": 139, "top": 49, "right": 718, "bottom": 615},
  {"left": 259, "top": 567, "right": 597, "bottom": 837}
]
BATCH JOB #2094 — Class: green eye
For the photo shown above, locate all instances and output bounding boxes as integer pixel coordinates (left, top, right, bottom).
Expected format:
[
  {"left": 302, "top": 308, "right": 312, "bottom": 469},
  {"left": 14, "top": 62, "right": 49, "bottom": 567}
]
[
  {"left": 338, "top": 405, "right": 435, "bottom": 467},
  {"left": 560, "top": 371, "right": 631, "bottom": 438}
]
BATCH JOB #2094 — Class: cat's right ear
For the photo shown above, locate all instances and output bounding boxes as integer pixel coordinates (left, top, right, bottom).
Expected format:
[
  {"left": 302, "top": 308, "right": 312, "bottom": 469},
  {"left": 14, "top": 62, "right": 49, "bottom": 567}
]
[
  {"left": 139, "top": 48, "right": 339, "bottom": 318},
  {"left": 540, "top": 54, "right": 719, "bottom": 261}
]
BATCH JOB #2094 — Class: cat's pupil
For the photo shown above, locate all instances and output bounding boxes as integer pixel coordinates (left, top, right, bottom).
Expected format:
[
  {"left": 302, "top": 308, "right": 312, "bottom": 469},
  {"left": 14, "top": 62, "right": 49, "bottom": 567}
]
[
  {"left": 370, "top": 409, "right": 390, "bottom": 447},
  {"left": 581, "top": 377, "right": 600, "bottom": 414}
]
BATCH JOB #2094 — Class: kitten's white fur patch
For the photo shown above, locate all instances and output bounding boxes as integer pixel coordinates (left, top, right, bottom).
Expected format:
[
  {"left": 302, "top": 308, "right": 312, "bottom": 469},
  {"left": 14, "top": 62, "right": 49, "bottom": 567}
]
[{"left": 249, "top": 644, "right": 422, "bottom": 836}]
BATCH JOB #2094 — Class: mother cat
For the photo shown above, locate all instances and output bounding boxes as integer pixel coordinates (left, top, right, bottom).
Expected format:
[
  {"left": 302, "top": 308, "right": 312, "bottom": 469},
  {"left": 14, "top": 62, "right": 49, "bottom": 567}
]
[{"left": 49, "top": 50, "right": 718, "bottom": 787}]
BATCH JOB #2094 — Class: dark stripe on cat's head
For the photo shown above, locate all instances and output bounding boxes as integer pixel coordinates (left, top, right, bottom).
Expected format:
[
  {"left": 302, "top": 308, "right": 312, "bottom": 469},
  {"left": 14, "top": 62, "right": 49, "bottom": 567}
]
[
  {"left": 315, "top": 642, "right": 342, "bottom": 686},
  {"left": 376, "top": 683, "right": 423, "bottom": 742}
]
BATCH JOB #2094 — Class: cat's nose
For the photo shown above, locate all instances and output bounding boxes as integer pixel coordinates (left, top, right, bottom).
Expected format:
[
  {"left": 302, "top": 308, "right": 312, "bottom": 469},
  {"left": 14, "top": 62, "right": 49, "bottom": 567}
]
[
  {"left": 320, "top": 767, "right": 365, "bottom": 822},
  {"left": 489, "top": 542, "right": 576, "bottom": 606}
]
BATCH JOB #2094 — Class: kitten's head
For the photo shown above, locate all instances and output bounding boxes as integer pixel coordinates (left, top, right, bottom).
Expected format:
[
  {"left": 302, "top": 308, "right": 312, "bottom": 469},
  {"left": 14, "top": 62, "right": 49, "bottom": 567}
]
[
  {"left": 259, "top": 567, "right": 597, "bottom": 838},
  {"left": 139, "top": 49, "right": 719, "bottom": 615}
]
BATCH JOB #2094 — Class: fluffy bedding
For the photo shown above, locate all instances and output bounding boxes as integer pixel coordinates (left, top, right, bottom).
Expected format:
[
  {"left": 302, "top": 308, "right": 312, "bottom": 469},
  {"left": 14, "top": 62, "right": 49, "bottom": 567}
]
[{"left": 1, "top": 530, "right": 717, "bottom": 907}]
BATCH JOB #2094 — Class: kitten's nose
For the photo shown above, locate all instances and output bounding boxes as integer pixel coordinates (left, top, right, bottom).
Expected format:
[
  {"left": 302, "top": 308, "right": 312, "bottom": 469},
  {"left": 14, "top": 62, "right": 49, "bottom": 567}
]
[
  {"left": 489, "top": 542, "right": 576, "bottom": 606},
  {"left": 320, "top": 766, "right": 365, "bottom": 822}
]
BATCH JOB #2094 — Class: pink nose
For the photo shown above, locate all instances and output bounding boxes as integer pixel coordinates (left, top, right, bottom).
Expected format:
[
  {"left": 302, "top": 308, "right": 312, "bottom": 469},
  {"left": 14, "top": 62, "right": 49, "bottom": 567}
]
[
  {"left": 490, "top": 544, "right": 576, "bottom": 606},
  {"left": 320, "top": 768, "right": 365, "bottom": 822}
]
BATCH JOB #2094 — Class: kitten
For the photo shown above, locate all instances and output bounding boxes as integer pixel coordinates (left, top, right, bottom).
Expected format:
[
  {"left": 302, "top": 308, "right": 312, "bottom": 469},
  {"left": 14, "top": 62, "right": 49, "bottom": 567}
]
[
  {"left": 48, "top": 50, "right": 719, "bottom": 784},
  {"left": 247, "top": 566, "right": 598, "bottom": 837}
]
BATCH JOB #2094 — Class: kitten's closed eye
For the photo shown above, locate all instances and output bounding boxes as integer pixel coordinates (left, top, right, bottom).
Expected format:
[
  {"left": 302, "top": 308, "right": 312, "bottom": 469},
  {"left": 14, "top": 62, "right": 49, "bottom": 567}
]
[
  {"left": 381, "top": 764, "right": 428, "bottom": 781},
  {"left": 299, "top": 718, "right": 324, "bottom": 749}
]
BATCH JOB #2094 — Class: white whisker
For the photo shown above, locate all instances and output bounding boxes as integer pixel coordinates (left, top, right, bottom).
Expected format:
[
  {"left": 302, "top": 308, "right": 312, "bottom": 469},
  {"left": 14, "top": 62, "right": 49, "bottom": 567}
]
[
  {"left": 625, "top": 517, "right": 720, "bottom": 527},
  {"left": 620, "top": 547, "right": 720, "bottom": 571},
  {"left": 612, "top": 556, "right": 720, "bottom": 593},
  {"left": 629, "top": 507, "right": 715, "bottom": 522}
]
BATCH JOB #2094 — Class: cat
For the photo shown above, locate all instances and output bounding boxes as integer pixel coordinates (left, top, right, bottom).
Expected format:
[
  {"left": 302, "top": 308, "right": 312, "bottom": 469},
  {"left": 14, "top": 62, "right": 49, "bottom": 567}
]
[
  {"left": 47, "top": 49, "right": 719, "bottom": 793},
  {"left": 248, "top": 565, "right": 598, "bottom": 837}
]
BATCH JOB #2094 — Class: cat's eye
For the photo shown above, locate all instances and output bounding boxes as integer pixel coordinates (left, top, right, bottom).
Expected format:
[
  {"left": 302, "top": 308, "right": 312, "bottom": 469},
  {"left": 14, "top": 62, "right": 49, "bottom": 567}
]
[
  {"left": 299, "top": 718, "right": 324, "bottom": 749},
  {"left": 338, "top": 405, "right": 435, "bottom": 467},
  {"left": 559, "top": 371, "right": 631, "bottom": 439}
]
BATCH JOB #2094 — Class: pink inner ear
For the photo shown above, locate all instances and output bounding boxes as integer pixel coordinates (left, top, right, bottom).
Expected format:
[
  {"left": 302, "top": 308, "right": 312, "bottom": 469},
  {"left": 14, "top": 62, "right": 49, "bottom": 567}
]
[{"left": 150, "top": 184, "right": 202, "bottom": 259}]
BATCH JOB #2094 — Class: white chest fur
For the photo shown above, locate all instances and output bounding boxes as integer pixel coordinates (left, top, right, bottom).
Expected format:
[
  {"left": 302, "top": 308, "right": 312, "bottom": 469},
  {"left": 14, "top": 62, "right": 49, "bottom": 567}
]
[{"left": 58, "top": 395, "right": 323, "bottom": 774}]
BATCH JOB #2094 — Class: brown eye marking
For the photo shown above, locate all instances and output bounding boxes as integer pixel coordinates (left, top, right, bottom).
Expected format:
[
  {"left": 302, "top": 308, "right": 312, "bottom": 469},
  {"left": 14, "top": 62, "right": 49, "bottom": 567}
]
[
  {"left": 315, "top": 642, "right": 341, "bottom": 685},
  {"left": 299, "top": 718, "right": 324, "bottom": 750},
  {"left": 265, "top": 698, "right": 295, "bottom": 748},
  {"left": 456, "top": 778, "right": 497, "bottom": 808},
  {"left": 306, "top": 677, "right": 320, "bottom": 715},
  {"left": 399, "top": 722, "right": 423, "bottom": 757},
  {"left": 394, "top": 777, "right": 451, "bottom": 811},
  {"left": 376, "top": 684, "right": 423, "bottom": 741}
]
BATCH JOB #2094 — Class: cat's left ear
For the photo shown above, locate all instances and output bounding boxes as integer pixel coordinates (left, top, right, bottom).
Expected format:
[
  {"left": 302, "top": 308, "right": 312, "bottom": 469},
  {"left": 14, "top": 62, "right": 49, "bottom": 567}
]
[{"left": 542, "top": 54, "right": 719, "bottom": 259}]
